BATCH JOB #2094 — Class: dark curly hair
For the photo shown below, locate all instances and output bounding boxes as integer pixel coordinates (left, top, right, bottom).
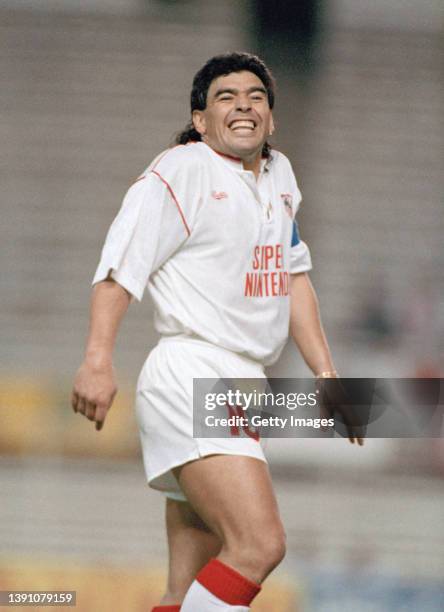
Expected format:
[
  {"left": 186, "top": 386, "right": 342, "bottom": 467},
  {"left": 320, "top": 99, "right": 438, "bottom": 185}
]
[{"left": 175, "top": 52, "right": 275, "bottom": 158}]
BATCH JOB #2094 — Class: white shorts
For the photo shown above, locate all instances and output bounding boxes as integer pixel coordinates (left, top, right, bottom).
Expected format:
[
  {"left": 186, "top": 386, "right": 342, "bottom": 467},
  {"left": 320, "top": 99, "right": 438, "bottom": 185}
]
[{"left": 135, "top": 336, "right": 267, "bottom": 502}]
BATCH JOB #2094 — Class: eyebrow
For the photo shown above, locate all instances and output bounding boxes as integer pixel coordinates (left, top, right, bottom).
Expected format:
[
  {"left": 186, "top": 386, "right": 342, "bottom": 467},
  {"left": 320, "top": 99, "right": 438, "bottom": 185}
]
[{"left": 213, "top": 86, "right": 267, "bottom": 98}]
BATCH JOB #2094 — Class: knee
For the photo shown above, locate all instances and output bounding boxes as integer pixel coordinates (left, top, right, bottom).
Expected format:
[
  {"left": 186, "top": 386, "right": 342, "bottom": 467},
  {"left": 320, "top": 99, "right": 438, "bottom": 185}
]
[
  {"left": 256, "top": 526, "right": 287, "bottom": 570},
  {"left": 229, "top": 523, "right": 287, "bottom": 578}
]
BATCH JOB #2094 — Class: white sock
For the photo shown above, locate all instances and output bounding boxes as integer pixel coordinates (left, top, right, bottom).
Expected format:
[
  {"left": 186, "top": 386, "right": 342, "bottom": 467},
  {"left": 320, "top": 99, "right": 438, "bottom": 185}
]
[{"left": 181, "top": 580, "right": 249, "bottom": 611}]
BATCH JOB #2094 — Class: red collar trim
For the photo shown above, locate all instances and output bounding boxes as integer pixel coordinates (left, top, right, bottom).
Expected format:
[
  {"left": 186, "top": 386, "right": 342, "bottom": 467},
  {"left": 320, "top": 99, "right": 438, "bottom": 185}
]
[
  {"left": 214, "top": 149, "right": 243, "bottom": 163},
  {"left": 214, "top": 149, "right": 268, "bottom": 163}
]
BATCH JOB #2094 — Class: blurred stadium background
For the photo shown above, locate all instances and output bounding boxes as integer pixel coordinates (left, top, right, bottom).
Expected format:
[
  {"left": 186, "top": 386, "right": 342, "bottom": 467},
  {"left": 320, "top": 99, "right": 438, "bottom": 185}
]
[{"left": 1, "top": 1, "right": 443, "bottom": 610}]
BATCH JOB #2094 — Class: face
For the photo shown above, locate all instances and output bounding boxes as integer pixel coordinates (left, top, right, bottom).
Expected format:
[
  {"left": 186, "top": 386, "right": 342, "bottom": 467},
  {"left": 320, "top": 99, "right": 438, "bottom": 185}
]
[{"left": 192, "top": 70, "right": 274, "bottom": 163}]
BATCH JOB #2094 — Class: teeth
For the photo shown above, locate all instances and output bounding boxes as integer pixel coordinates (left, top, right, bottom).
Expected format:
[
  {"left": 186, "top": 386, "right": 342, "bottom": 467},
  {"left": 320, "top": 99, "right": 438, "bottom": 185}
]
[{"left": 230, "top": 120, "right": 255, "bottom": 130}]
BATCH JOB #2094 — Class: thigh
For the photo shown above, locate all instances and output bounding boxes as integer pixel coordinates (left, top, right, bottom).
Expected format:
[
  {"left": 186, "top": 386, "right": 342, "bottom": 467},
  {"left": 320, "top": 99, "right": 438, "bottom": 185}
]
[{"left": 173, "top": 454, "right": 282, "bottom": 544}]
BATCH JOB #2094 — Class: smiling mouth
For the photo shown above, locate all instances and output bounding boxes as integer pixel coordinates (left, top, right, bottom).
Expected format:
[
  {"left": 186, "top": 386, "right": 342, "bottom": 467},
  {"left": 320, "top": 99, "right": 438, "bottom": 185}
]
[{"left": 229, "top": 119, "right": 256, "bottom": 131}]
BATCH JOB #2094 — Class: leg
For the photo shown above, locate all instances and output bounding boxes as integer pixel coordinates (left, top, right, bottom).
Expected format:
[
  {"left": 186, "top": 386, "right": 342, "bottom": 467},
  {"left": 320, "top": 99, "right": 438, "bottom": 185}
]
[
  {"left": 174, "top": 454, "right": 286, "bottom": 585},
  {"left": 159, "top": 498, "right": 222, "bottom": 605}
]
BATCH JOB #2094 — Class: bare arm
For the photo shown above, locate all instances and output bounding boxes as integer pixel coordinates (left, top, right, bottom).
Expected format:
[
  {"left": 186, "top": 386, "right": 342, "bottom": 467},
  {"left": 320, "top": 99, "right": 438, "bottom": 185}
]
[
  {"left": 72, "top": 278, "right": 131, "bottom": 430},
  {"left": 289, "top": 272, "right": 335, "bottom": 376},
  {"left": 290, "top": 273, "right": 364, "bottom": 445}
]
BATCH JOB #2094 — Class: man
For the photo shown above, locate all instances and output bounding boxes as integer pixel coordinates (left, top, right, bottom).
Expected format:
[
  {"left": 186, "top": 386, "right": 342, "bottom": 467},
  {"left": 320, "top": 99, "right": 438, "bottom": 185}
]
[{"left": 72, "top": 52, "right": 362, "bottom": 612}]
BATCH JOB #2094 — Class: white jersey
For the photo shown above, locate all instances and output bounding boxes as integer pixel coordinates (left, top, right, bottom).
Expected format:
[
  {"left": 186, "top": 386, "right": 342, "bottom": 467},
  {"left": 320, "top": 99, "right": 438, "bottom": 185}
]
[{"left": 93, "top": 141, "right": 312, "bottom": 365}]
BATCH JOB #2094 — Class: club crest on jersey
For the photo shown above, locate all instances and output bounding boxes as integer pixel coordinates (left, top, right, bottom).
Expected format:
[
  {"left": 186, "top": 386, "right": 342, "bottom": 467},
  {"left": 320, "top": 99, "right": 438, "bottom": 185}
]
[
  {"left": 280, "top": 193, "right": 293, "bottom": 218},
  {"left": 211, "top": 190, "right": 228, "bottom": 200}
]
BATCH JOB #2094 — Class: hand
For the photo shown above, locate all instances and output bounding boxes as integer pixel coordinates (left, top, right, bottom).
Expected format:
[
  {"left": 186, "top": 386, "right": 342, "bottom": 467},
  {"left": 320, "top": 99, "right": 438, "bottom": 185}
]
[
  {"left": 317, "top": 378, "right": 365, "bottom": 446},
  {"left": 71, "top": 359, "right": 117, "bottom": 431}
]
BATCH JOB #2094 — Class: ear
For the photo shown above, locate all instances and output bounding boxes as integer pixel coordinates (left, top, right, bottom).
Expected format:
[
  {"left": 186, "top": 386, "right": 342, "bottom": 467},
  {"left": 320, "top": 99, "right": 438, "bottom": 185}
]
[
  {"left": 192, "top": 110, "right": 206, "bottom": 136},
  {"left": 268, "top": 114, "right": 275, "bottom": 136}
]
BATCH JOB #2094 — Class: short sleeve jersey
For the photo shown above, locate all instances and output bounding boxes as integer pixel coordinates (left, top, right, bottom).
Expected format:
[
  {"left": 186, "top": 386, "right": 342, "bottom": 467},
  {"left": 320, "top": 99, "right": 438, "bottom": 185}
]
[{"left": 93, "top": 141, "right": 312, "bottom": 365}]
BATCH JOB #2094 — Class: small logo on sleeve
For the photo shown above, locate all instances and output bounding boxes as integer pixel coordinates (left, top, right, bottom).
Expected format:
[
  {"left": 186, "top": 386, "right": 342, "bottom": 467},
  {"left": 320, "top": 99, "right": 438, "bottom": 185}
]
[
  {"left": 211, "top": 190, "right": 228, "bottom": 200},
  {"left": 280, "top": 193, "right": 293, "bottom": 218}
]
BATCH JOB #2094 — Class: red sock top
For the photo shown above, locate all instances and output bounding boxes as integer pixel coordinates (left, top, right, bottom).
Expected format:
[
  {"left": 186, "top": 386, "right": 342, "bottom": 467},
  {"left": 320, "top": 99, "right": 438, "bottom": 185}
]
[
  {"left": 196, "top": 558, "right": 261, "bottom": 606},
  {"left": 151, "top": 606, "right": 181, "bottom": 612}
]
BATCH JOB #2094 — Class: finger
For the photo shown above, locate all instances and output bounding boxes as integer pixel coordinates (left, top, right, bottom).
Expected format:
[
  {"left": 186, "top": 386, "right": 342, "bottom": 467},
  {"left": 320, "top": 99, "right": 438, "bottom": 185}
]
[
  {"left": 347, "top": 426, "right": 357, "bottom": 444},
  {"left": 350, "top": 426, "right": 365, "bottom": 446},
  {"left": 71, "top": 391, "right": 79, "bottom": 413},
  {"left": 77, "top": 397, "right": 86, "bottom": 415},
  {"left": 95, "top": 403, "right": 109, "bottom": 431},
  {"left": 346, "top": 423, "right": 356, "bottom": 443},
  {"left": 348, "top": 432, "right": 366, "bottom": 445},
  {"left": 85, "top": 401, "right": 96, "bottom": 421}
]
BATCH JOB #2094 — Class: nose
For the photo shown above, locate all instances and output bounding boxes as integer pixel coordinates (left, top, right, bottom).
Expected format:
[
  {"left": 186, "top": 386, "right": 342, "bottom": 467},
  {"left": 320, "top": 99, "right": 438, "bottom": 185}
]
[{"left": 236, "top": 95, "right": 251, "bottom": 112}]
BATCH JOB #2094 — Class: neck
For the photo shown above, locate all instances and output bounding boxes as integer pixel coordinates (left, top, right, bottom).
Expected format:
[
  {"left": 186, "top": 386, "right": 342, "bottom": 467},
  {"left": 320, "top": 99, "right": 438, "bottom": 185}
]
[
  {"left": 204, "top": 139, "right": 264, "bottom": 179},
  {"left": 242, "top": 155, "right": 262, "bottom": 178}
]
